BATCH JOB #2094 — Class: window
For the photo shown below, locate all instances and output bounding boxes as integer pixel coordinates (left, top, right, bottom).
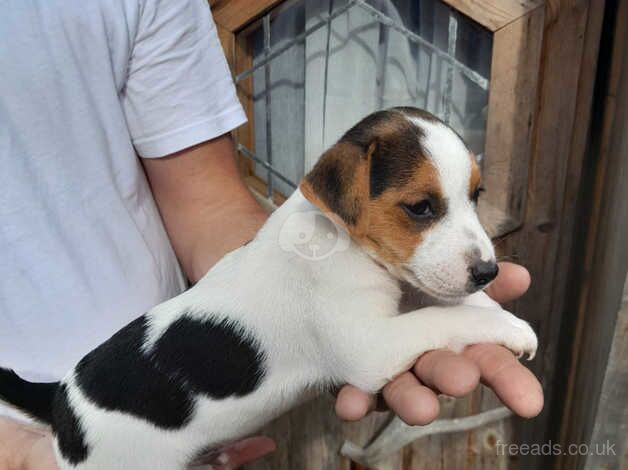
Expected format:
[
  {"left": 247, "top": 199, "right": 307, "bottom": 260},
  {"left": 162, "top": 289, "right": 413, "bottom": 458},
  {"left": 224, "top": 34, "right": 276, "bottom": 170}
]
[{"left": 219, "top": 0, "right": 543, "bottom": 236}]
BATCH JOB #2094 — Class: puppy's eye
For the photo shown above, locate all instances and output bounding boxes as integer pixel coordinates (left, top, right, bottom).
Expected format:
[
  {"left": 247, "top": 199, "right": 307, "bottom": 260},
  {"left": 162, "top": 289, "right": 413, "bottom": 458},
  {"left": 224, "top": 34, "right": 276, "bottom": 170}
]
[
  {"left": 402, "top": 200, "right": 434, "bottom": 220},
  {"left": 471, "top": 187, "right": 485, "bottom": 203}
]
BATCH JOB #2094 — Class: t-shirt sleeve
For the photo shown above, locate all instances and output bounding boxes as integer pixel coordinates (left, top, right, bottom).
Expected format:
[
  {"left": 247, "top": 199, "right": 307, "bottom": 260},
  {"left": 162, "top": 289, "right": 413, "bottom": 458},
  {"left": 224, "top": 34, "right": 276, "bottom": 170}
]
[{"left": 121, "top": 0, "right": 246, "bottom": 158}]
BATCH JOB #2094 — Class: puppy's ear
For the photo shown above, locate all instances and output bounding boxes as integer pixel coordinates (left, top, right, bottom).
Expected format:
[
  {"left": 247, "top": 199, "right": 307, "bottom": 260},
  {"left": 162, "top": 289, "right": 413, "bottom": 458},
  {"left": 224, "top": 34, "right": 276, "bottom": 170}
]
[{"left": 301, "top": 140, "right": 376, "bottom": 238}]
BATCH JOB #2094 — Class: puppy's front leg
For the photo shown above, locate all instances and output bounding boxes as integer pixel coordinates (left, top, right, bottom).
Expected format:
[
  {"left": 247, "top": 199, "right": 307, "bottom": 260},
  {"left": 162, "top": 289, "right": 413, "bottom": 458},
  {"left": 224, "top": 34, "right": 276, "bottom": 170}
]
[{"left": 345, "top": 305, "right": 537, "bottom": 393}]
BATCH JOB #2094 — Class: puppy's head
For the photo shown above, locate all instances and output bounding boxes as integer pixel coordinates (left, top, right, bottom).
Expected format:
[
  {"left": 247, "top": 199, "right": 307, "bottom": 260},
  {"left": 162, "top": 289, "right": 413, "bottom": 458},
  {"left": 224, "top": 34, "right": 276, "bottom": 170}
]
[{"left": 301, "top": 107, "right": 496, "bottom": 302}]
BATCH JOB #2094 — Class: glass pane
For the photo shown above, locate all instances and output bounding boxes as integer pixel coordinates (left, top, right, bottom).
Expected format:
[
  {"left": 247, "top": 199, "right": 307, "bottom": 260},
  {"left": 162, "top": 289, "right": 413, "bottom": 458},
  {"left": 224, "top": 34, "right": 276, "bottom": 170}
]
[{"left": 236, "top": 0, "right": 493, "bottom": 200}]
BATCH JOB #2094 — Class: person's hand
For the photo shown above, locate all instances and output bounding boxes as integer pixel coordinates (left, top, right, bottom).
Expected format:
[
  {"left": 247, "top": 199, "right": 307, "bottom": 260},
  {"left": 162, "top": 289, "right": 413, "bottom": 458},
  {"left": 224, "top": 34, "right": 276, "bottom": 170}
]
[
  {"left": 189, "top": 436, "right": 276, "bottom": 469},
  {"left": 335, "top": 262, "right": 543, "bottom": 424},
  {"left": 0, "top": 417, "right": 57, "bottom": 470}
]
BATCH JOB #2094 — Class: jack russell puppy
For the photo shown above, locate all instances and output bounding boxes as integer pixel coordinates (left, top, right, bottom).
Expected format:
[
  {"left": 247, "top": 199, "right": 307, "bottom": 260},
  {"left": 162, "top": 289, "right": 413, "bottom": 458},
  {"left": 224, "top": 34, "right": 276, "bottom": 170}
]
[{"left": 0, "top": 107, "right": 537, "bottom": 470}]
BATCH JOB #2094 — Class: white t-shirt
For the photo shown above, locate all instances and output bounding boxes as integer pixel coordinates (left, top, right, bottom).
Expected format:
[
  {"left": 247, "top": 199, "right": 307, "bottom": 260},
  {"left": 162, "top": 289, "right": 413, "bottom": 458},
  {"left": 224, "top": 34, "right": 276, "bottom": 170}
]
[{"left": 0, "top": 0, "right": 246, "bottom": 418}]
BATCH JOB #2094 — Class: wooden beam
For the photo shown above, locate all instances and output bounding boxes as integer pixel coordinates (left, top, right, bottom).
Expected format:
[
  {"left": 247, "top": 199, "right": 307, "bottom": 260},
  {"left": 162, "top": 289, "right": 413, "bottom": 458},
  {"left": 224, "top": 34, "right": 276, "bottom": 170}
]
[
  {"left": 211, "top": 0, "right": 284, "bottom": 32},
  {"left": 502, "top": 0, "right": 605, "bottom": 467},
  {"left": 581, "top": 278, "right": 628, "bottom": 469},
  {"left": 480, "top": 6, "right": 544, "bottom": 237},
  {"left": 557, "top": 0, "right": 628, "bottom": 466},
  {"left": 441, "top": 0, "right": 543, "bottom": 32}
]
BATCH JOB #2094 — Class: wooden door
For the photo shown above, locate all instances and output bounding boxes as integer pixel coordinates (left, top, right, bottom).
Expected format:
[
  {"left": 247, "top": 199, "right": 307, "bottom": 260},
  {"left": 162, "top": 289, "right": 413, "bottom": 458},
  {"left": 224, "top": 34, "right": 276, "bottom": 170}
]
[{"left": 209, "top": 0, "right": 604, "bottom": 468}]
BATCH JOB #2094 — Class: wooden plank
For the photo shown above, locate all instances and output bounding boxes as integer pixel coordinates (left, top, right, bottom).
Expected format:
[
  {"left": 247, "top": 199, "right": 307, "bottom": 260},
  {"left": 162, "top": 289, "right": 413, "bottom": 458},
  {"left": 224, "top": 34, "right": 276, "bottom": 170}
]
[
  {"left": 212, "top": 0, "right": 284, "bottom": 32},
  {"left": 244, "top": 175, "right": 287, "bottom": 206},
  {"left": 497, "top": 0, "right": 605, "bottom": 467},
  {"left": 216, "top": 23, "right": 235, "bottom": 73},
  {"left": 441, "top": 0, "right": 543, "bottom": 32},
  {"left": 233, "top": 30, "right": 257, "bottom": 178},
  {"left": 245, "top": 396, "right": 392, "bottom": 470},
  {"left": 556, "top": 0, "right": 628, "bottom": 466},
  {"left": 214, "top": 23, "right": 254, "bottom": 178},
  {"left": 479, "top": 6, "right": 544, "bottom": 237},
  {"left": 583, "top": 277, "right": 628, "bottom": 470}
]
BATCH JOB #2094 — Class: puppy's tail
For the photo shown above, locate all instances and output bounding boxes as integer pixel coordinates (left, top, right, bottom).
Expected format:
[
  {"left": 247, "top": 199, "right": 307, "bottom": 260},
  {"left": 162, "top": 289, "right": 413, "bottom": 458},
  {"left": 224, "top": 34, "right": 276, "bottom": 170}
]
[{"left": 0, "top": 367, "right": 58, "bottom": 424}]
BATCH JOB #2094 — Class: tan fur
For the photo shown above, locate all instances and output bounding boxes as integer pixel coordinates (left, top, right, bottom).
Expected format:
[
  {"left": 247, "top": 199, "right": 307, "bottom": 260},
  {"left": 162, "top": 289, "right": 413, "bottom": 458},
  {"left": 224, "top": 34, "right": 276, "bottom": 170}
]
[
  {"left": 361, "top": 160, "right": 442, "bottom": 265},
  {"left": 300, "top": 141, "right": 375, "bottom": 237},
  {"left": 302, "top": 143, "right": 443, "bottom": 267}
]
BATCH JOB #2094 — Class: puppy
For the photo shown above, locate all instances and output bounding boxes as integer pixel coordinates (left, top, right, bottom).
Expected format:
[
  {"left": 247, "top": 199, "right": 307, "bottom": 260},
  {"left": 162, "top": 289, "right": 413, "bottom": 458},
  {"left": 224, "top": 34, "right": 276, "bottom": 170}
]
[{"left": 0, "top": 107, "right": 537, "bottom": 470}]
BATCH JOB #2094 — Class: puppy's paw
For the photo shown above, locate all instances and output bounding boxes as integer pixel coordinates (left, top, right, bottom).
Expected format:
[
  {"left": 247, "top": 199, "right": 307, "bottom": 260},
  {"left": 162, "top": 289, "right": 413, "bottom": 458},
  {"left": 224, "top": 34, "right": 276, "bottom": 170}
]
[
  {"left": 492, "top": 313, "right": 538, "bottom": 360},
  {"left": 445, "top": 309, "right": 538, "bottom": 360}
]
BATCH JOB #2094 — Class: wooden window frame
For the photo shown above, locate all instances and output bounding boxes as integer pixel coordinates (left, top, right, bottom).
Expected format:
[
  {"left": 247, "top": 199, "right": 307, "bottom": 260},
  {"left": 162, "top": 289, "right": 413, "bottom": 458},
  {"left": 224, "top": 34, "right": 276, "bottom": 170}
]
[{"left": 211, "top": 0, "right": 545, "bottom": 237}]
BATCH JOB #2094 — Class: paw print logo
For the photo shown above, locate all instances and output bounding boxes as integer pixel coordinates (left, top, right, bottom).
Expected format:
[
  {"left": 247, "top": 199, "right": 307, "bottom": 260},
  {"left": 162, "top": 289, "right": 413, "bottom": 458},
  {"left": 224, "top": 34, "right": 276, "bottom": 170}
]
[{"left": 279, "top": 211, "right": 351, "bottom": 260}]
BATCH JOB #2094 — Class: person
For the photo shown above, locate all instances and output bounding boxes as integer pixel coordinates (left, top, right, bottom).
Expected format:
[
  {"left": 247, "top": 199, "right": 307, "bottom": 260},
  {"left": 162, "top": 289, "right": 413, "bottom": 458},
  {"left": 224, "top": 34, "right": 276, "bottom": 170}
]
[{"left": 0, "top": 1, "right": 543, "bottom": 468}]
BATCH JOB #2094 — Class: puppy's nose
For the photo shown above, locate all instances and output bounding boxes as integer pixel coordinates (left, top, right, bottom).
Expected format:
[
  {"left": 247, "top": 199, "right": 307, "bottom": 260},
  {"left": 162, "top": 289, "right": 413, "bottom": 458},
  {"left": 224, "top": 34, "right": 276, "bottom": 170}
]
[{"left": 470, "top": 261, "right": 499, "bottom": 287}]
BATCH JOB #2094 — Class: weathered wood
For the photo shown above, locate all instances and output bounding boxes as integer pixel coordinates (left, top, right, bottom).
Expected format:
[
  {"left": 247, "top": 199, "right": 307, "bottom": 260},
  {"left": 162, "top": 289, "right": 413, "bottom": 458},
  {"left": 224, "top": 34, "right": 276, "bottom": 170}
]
[
  {"left": 216, "top": 23, "right": 235, "bottom": 72},
  {"left": 583, "top": 277, "right": 628, "bottom": 470},
  {"left": 244, "top": 174, "right": 287, "bottom": 207},
  {"left": 441, "top": 0, "right": 543, "bottom": 32},
  {"left": 479, "top": 6, "right": 544, "bottom": 238},
  {"left": 212, "top": 0, "right": 284, "bottom": 32},
  {"left": 214, "top": 21, "right": 253, "bottom": 178},
  {"left": 234, "top": 28, "right": 258, "bottom": 179},
  {"left": 557, "top": 0, "right": 628, "bottom": 466},
  {"left": 488, "top": 1, "right": 605, "bottom": 468},
  {"left": 341, "top": 407, "right": 512, "bottom": 467},
  {"left": 245, "top": 395, "right": 393, "bottom": 470}
]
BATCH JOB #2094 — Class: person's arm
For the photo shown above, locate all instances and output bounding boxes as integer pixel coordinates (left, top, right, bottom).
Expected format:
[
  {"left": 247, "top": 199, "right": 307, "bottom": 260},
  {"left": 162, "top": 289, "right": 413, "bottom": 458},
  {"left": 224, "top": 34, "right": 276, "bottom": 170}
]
[
  {"left": 0, "top": 417, "right": 57, "bottom": 470},
  {"left": 142, "top": 134, "right": 267, "bottom": 283}
]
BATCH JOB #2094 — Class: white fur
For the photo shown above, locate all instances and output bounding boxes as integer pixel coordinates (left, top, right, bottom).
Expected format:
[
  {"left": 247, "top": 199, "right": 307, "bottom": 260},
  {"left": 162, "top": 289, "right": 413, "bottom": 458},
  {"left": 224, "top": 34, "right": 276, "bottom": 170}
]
[
  {"left": 405, "top": 115, "right": 495, "bottom": 300},
  {"left": 54, "top": 185, "right": 537, "bottom": 470}
]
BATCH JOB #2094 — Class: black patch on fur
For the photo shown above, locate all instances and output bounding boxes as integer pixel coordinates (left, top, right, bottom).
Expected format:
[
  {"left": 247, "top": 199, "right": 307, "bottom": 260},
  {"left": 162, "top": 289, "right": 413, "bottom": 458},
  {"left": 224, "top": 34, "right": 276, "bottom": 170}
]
[
  {"left": 75, "top": 313, "right": 266, "bottom": 430},
  {"left": 306, "top": 107, "right": 450, "bottom": 221},
  {"left": 0, "top": 368, "right": 57, "bottom": 424},
  {"left": 339, "top": 107, "right": 433, "bottom": 198},
  {"left": 306, "top": 145, "right": 363, "bottom": 225},
  {"left": 52, "top": 385, "right": 90, "bottom": 465},
  {"left": 340, "top": 110, "right": 398, "bottom": 148},
  {"left": 75, "top": 315, "right": 195, "bottom": 429},
  {"left": 151, "top": 315, "right": 266, "bottom": 398},
  {"left": 368, "top": 121, "right": 426, "bottom": 198}
]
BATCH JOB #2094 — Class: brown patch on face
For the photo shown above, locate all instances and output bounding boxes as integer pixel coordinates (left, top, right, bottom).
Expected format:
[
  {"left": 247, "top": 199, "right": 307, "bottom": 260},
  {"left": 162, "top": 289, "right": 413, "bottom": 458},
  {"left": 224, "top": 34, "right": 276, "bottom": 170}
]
[
  {"left": 468, "top": 153, "right": 481, "bottom": 199},
  {"left": 301, "top": 107, "right": 450, "bottom": 270},
  {"left": 361, "top": 160, "right": 444, "bottom": 265}
]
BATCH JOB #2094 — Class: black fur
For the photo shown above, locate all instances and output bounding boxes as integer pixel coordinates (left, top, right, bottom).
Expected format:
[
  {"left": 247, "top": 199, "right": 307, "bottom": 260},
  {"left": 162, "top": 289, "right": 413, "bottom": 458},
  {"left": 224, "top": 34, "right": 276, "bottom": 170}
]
[
  {"left": 151, "top": 315, "right": 266, "bottom": 398},
  {"left": 340, "top": 109, "right": 398, "bottom": 148},
  {"left": 368, "top": 121, "right": 427, "bottom": 198},
  {"left": 75, "top": 315, "right": 194, "bottom": 429},
  {"left": 0, "top": 367, "right": 58, "bottom": 423},
  {"left": 75, "top": 313, "right": 266, "bottom": 430},
  {"left": 52, "top": 384, "right": 90, "bottom": 465},
  {"left": 305, "top": 107, "right": 440, "bottom": 225},
  {"left": 305, "top": 145, "right": 364, "bottom": 226},
  {"left": 345, "top": 108, "right": 435, "bottom": 199},
  {"left": 311, "top": 158, "right": 360, "bottom": 225}
]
